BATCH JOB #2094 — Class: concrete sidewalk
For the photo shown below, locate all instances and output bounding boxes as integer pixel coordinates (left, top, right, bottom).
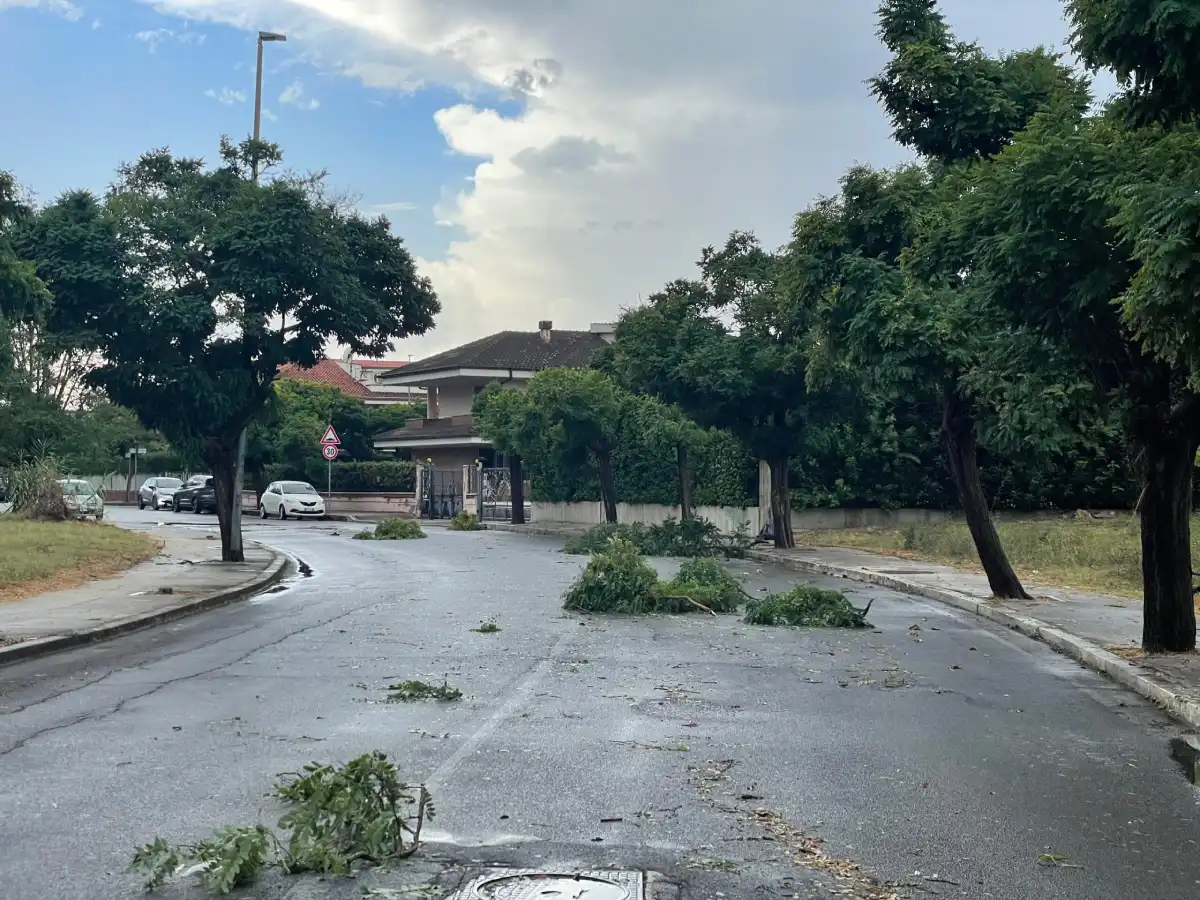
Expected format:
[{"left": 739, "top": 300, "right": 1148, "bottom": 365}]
[
  {"left": 0, "top": 534, "right": 286, "bottom": 665},
  {"left": 748, "top": 543, "right": 1200, "bottom": 728}
]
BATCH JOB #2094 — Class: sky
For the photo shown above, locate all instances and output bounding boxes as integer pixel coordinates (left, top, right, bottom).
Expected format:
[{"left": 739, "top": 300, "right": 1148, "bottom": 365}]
[{"left": 0, "top": 0, "right": 1097, "bottom": 361}]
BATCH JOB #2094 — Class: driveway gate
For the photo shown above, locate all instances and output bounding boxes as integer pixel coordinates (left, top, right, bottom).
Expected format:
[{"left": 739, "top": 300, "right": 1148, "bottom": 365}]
[{"left": 421, "top": 466, "right": 462, "bottom": 519}]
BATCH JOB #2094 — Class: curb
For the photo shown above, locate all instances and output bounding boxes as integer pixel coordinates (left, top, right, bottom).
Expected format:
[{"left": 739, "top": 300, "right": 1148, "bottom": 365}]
[
  {"left": 746, "top": 549, "right": 1200, "bottom": 729},
  {"left": 0, "top": 547, "right": 289, "bottom": 667}
]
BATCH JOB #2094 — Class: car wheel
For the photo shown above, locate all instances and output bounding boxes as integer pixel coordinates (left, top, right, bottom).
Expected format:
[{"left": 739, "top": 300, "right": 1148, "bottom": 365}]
[
  {"left": 95, "top": 512, "right": 104, "bottom": 521},
  {"left": 193, "top": 501, "right": 202, "bottom": 514},
  {"left": 278, "top": 503, "right": 287, "bottom": 521},
  {"left": 173, "top": 499, "right": 180, "bottom": 513},
  {"left": 138, "top": 496, "right": 145, "bottom": 510},
  {"left": 259, "top": 504, "right": 267, "bottom": 519}
]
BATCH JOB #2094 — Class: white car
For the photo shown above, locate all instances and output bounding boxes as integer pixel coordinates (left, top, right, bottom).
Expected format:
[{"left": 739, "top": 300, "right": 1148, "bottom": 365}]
[
  {"left": 59, "top": 479, "right": 105, "bottom": 520},
  {"left": 138, "top": 476, "right": 182, "bottom": 510},
  {"left": 259, "top": 481, "right": 326, "bottom": 520}
]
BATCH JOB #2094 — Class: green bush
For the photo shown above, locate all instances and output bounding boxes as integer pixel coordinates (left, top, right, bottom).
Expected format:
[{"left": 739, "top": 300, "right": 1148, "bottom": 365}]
[
  {"left": 563, "top": 518, "right": 750, "bottom": 558},
  {"left": 743, "top": 584, "right": 872, "bottom": 628},
  {"left": 659, "top": 557, "right": 746, "bottom": 613},
  {"left": 264, "top": 460, "right": 416, "bottom": 493},
  {"left": 449, "top": 511, "right": 483, "bottom": 531},
  {"left": 6, "top": 456, "right": 67, "bottom": 520},
  {"left": 355, "top": 517, "right": 425, "bottom": 540}
]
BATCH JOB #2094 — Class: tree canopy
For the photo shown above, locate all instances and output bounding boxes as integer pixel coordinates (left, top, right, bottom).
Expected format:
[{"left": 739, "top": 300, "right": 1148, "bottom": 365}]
[{"left": 40, "top": 138, "right": 439, "bottom": 559}]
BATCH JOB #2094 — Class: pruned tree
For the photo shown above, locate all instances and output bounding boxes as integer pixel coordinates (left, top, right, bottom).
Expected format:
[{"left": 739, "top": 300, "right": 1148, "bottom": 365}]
[{"left": 45, "top": 138, "right": 439, "bottom": 560}]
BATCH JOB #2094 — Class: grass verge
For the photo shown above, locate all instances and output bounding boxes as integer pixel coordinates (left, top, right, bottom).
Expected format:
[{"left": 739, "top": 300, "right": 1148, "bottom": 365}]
[
  {"left": 0, "top": 518, "right": 159, "bottom": 604},
  {"left": 795, "top": 514, "right": 1200, "bottom": 604}
]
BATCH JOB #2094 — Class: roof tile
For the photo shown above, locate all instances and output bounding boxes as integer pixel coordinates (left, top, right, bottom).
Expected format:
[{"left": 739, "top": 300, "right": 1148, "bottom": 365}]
[
  {"left": 394, "top": 330, "right": 608, "bottom": 378},
  {"left": 276, "top": 360, "right": 372, "bottom": 398}
]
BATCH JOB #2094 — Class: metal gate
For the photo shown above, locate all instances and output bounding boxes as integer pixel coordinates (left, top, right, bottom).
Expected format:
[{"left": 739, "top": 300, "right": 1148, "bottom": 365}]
[
  {"left": 421, "top": 466, "right": 462, "bottom": 519},
  {"left": 477, "top": 467, "right": 510, "bottom": 522}
]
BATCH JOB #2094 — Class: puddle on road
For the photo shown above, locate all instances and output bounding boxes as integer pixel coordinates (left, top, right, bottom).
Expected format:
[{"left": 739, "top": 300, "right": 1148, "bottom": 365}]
[
  {"left": 1169, "top": 736, "right": 1200, "bottom": 785},
  {"left": 297, "top": 557, "right": 314, "bottom": 577}
]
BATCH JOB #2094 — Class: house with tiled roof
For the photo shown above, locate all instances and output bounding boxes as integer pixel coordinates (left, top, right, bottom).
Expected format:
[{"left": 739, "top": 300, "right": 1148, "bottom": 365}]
[
  {"left": 276, "top": 358, "right": 422, "bottom": 406},
  {"left": 373, "top": 320, "right": 614, "bottom": 471}
]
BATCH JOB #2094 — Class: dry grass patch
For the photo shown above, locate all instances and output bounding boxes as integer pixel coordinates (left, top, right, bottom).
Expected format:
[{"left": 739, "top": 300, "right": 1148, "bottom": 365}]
[
  {"left": 0, "top": 518, "right": 160, "bottom": 604},
  {"left": 796, "top": 514, "right": 1200, "bottom": 607}
]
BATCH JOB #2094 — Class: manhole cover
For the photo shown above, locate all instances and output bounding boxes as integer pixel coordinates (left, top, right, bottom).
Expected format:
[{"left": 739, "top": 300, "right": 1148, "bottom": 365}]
[{"left": 456, "top": 870, "right": 643, "bottom": 900}]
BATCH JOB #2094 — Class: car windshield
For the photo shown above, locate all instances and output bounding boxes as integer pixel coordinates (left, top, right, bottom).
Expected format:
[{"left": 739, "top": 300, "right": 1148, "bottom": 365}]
[
  {"left": 157, "top": 478, "right": 182, "bottom": 488},
  {"left": 189, "top": 476, "right": 209, "bottom": 485},
  {"left": 60, "top": 480, "right": 97, "bottom": 497},
  {"left": 281, "top": 482, "right": 317, "bottom": 495}
]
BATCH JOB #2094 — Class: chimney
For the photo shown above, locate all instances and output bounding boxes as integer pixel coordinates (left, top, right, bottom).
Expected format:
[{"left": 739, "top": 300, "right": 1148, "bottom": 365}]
[{"left": 538, "top": 320, "right": 553, "bottom": 344}]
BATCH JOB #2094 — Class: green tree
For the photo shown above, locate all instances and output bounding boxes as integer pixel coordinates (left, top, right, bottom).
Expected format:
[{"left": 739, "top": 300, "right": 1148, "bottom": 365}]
[
  {"left": 855, "top": 0, "right": 1090, "bottom": 597},
  {"left": 911, "top": 102, "right": 1200, "bottom": 651},
  {"left": 475, "top": 368, "right": 626, "bottom": 523},
  {"left": 472, "top": 386, "right": 532, "bottom": 524},
  {"left": 1068, "top": 0, "right": 1200, "bottom": 127},
  {"left": 45, "top": 139, "right": 439, "bottom": 560},
  {"left": 607, "top": 233, "right": 846, "bottom": 548}
]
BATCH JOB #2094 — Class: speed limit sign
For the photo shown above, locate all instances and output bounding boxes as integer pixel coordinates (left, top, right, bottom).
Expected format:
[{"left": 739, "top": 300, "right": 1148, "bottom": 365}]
[{"left": 322, "top": 444, "right": 339, "bottom": 461}]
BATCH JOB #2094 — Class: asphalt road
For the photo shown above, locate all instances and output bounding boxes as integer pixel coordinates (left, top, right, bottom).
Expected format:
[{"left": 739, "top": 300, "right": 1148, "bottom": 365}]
[{"left": 1, "top": 507, "right": 1198, "bottom": 899}]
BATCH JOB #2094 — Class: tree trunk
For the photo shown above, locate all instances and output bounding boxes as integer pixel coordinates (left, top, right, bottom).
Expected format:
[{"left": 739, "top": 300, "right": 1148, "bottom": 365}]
[
  {"left": 206, "top": 440, "right": 244, "bottom": 563},
  {"left": 677, "top": 443, "right": 694, "bottom": 522},
  {"left": 1138, "top": 429, "right": 1198, "bottom": 652},
  {"left": 596, "top": 450, "right": 619, "bottom": 524},
  {"left": 768, "top": 456, "right": 795, "bottom": 549},
  {"left": 941, "top": 391, "right": 1028, "bottom": 599},
  {"left": 509, "top": 455, "right": 526, "bottom": 525}
]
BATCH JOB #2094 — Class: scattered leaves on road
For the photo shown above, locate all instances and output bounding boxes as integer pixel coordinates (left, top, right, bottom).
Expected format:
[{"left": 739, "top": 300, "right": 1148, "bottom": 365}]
[{"left": 385, "top": 680, "right": 462, "bottom": 703}]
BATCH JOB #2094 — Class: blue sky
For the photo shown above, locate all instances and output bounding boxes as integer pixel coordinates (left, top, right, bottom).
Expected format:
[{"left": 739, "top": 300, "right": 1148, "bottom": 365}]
[
  {"left": 1, "top": 0, "right": 1092, "bottom": 359},
  {"left": 0, "top": 0, "right": 482, "bottom": 263}
]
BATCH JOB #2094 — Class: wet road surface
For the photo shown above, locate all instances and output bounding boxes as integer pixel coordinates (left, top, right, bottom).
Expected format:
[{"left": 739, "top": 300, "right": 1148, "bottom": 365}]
[{"left": 1, "top": 508, "right": 1198, "bottom": 898}]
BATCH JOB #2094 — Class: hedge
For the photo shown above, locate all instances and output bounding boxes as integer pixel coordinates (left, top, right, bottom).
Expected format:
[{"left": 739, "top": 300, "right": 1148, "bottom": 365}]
[
  {"left": 262, "top": 460, "right": 416, "bottom": 493},
  {"left": 528, "top": 415, "right": 1139, "bottom": 513}
]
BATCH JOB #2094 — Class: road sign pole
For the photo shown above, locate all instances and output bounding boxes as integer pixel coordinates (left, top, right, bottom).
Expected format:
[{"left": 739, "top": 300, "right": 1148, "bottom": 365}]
[{"left": 327, "top": 457, "right": 332, "bottom": 501}]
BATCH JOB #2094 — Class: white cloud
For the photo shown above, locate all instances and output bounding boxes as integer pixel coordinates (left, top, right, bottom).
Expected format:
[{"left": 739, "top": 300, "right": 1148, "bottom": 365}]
[
  {"left": 0, "top": 0, "right": 83, "bottom": 21},
  {"left": 279, "top": 79, "right": 320, "bottom": 110},
  {"left": 205, "top": 87, "right": 246, "bottom": 105},
  {"left": 134, "top": 26, "right": 205, "bottom": 51},
  {"left": 371, "top": 201, "right": 418, "bottom": 213},
  {"left": 142, "top": 0, "right": 1080, "bottom": 358},
  {"left": 134, "top": 28, "right": 172, "bottom": 51},
  {"left": 261, "top": 107, "right": 278, "bottom": 122}
]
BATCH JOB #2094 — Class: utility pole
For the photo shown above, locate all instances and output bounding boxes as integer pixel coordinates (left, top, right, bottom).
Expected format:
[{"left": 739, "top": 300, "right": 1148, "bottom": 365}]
[{"left": 230, "top": 29, "right": 286, "bottom": 561}]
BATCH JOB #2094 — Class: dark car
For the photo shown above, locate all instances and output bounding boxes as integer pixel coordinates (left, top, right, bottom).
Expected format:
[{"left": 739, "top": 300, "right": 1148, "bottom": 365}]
[
  {"left": 172, "top": 475, "right": 212, "bottom": 512},
  {"left": 191, "top": 478, "right": 216, "bottom": 514}
]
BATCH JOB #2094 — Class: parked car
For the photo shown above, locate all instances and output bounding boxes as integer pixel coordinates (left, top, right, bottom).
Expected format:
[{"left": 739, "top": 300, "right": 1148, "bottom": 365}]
[
  {"left": 259, "top": 481, "right": 326, "bottom": 519},
  {"left": 59, "top": 479, "right": 104, "bottom": 520},
  {"left": 191, "top": 478, "right": 216, "bottom": 514},
  {"left": 172, "top": 475, "right": 212, "bottom": 512},
  {"left": 138, "top": 476, "right": 183, "bottom": 510}
]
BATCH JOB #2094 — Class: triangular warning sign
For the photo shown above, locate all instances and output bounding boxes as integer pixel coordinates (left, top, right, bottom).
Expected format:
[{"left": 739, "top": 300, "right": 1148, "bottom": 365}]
[{"left": 320, "top": 424, "right": 341, "bottom": 445}]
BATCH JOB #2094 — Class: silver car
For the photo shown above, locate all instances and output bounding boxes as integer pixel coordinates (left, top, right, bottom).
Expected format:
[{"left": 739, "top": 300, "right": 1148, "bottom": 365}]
[
  {"left": 138, "top": 476, "right": 182, "bottom": 510},
  {"left": 59, "top": 479, "right": 105, "bottom": 520}
]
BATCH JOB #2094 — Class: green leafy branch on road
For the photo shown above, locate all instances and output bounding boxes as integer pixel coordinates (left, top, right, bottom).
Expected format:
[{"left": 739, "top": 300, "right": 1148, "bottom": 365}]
[
  {"left": 563, "top": 538, "right": 749, "bottom": 614},
  {"left": 385, "top": 680, "right": 463, "bottom": 702},
  {"left": 129, "top": 752, "right": 433, "bottom": 895},
  {"left": 744, "top": 584, "right": 873, "bottom": 628},
  {"left": 353, "top": 518, "right": 426, "bottom": 541}
]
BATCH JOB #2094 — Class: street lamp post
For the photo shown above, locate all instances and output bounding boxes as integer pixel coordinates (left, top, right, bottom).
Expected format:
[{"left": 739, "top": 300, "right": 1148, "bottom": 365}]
[{"left": 231, "top": 29, "right": 286, "bottom": 561}]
